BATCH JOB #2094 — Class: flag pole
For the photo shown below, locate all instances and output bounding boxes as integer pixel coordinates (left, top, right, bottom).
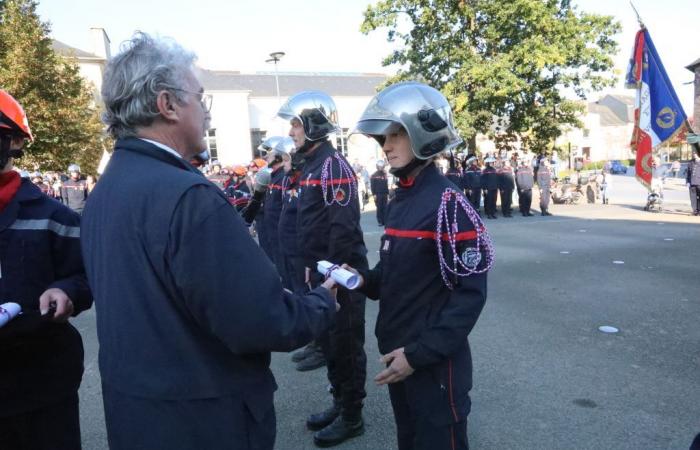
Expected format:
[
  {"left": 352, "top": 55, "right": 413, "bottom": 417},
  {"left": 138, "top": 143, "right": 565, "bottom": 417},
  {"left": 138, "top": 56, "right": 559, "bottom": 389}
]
[{"left": 630, "top": 2, "right": 645, "bottom": 29}]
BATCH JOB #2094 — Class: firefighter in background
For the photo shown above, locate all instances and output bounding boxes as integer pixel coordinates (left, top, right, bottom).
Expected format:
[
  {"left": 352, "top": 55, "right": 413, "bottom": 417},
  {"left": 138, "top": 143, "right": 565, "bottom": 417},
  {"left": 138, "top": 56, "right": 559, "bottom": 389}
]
[
  {"left": 497, "top": 159, "right": 515, "bottom": 218},
  {"left": 206, "top": 160, "right": 227, "bottom": 190},
  {"left": 445, "top": 153, "right": 463, "bottom": 189},
  {"left": 481, "top": 156, "right": 499, "bottom": 219},
  {"left": 344, "top": 81, "right": 492, "bottom": 450},
  {"left": 463, "top": 155, "right": 482, "bottom": 213},
  {"left": 278, "top": 91, "right": 368, "bottom": 447},
  {"left": 225, "top": 165, "right": 251, "bottom": 211},
  {"left": 0, "top": 89, "right": 93, "bottom": 450},
  {"left": 370, "top": 159, "right": 389, "bottom": 226},
  {"left": 515, "top": 159, "right": 535, "bottom": 216},
  {"left": 259, "top": 136, "right": 292, "bottom": 270},
  {"left": 60, "top": 164, "right": 87, "bottom": 214},
  {"left": 537, "top": 158, "right": 553, "bottom": 216}
]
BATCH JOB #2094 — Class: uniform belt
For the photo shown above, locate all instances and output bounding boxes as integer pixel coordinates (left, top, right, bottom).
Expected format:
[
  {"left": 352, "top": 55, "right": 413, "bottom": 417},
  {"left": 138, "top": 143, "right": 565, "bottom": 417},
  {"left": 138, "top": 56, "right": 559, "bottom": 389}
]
[{"left": 384, "top": 227, "right": 480, "bottom": 242}]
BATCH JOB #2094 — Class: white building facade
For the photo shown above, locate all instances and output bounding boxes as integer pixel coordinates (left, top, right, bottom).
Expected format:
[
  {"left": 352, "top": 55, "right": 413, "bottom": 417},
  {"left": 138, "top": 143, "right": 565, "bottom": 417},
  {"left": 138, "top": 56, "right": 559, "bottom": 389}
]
[{"left": 199, "top": 70, "right": 387, "bottom": 166}]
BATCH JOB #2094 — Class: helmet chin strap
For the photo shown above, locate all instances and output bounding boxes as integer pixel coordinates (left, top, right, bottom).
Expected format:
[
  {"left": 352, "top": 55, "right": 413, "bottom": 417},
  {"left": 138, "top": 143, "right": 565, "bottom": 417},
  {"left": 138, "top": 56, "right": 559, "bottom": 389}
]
[
  {"left": 298, "top": 138, "right": 326, "bottom": 156},
  {"left": 390, "top": 157, "right": 427, "bottom": 179},
  {"left": 0, "top": 136, "right": 13, "bottom": 170}
]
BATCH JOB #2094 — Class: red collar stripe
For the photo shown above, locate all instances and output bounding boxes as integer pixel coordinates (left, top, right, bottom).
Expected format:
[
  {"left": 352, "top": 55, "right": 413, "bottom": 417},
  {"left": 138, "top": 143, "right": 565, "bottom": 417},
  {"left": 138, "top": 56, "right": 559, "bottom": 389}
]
[{"left": 384, "top": 227, "right": 478, "bottom": 242}]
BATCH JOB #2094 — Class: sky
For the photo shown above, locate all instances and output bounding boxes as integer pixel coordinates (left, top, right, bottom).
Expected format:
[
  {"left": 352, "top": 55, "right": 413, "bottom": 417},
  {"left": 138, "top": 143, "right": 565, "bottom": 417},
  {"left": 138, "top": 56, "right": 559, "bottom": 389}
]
[{"left": 37, "top": 0, "right": 698, "bottom": 114}]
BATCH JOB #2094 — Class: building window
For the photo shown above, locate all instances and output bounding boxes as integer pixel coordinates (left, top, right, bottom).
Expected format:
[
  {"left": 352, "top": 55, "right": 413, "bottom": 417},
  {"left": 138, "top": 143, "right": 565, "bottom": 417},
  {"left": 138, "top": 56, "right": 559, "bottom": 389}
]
[
  {"left": 336, "top": 128, "right": 349, "bottom": 156},
  {"left": 583, "top": 129, "right": 590, "bottom": 138},
  {"left": 251, "top": 129, "right": 267, "bottom": 158},
  {"left": 583, "top": 147, "right": 591, "bottom": 159},
  {"left": 205, "top": 128, "right": 218, "bottom": 161}
]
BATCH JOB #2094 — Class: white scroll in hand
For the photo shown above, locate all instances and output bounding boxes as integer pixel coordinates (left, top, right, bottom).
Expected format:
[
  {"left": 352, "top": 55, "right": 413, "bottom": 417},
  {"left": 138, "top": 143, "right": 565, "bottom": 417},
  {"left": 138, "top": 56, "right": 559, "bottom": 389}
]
[
  {"left": 0, "top": 302, "right": 21, "bottom": 328},
  {"left": 317, "top": 260, "right": 360, "bottom": 290}
]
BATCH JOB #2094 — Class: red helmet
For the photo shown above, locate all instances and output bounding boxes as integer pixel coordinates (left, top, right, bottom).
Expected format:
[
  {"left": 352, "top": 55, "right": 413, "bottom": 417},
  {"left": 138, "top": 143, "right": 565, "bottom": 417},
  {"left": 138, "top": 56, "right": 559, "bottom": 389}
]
[
  {"left": 0, "top": 90, "right": 32, "bottom": 141},
  {"left": 230, "top": 165, "right": 245, "bottom": 176}
]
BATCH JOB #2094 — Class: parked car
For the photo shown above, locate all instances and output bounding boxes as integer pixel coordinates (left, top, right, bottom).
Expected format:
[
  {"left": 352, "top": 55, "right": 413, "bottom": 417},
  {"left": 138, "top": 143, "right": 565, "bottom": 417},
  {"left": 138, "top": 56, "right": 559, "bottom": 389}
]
[{"left": 609, "top": 160, "right": 628, "bottom": 174}]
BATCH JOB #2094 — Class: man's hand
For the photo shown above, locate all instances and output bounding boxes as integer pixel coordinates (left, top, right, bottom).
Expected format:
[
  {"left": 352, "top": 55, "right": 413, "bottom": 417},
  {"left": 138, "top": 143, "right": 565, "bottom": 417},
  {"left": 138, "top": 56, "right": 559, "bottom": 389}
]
[
  {"left": 375, "top": 347, "right": 415, "bottom": 385},
  {"left": 340, "top": 264, "right": 364, "bottom": 289},
  {"left": 321, "top": 277, "right": 340, "bottom": 311},
  {"left": 39, "top": 288, "right": 74, "bottom": 322}
]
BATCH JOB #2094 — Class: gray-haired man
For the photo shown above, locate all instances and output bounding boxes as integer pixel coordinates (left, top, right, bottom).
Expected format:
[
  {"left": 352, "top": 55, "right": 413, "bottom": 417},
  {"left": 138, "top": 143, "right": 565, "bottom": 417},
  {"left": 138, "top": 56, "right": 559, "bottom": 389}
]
[{"left": 80, "top": 33, "right": 338, "bottom": 450}]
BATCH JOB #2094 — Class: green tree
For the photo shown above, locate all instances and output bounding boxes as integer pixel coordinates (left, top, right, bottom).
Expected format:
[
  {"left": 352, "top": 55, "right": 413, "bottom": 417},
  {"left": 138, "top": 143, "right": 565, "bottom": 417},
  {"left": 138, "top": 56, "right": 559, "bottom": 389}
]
[
  {"left": 0, "top": 0, "right": 105, "bottom": 174},
  {"left": 361, "top": 0, "right": 621, "bottom": 154}
]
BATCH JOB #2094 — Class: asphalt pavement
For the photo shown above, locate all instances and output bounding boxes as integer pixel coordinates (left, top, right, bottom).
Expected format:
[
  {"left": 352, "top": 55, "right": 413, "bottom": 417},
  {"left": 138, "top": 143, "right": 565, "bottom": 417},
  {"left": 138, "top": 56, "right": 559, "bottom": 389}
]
[{"left": 72, "top": 177, "right": 700, "bottom": 449}]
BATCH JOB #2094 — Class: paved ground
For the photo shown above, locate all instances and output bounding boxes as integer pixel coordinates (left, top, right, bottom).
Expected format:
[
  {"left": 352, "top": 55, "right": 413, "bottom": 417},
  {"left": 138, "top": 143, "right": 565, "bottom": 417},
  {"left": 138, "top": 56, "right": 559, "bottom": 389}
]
[{"left": 73, "top": 174, "right": 700, "bottom": 449}]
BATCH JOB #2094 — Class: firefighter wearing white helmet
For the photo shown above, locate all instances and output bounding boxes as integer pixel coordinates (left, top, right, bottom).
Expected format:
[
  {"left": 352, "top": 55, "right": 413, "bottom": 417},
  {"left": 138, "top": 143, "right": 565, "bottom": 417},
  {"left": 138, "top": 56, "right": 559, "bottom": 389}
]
[
  {"left": 260, "top": 136, "right": 294, "bottom": 271},
  {"left": 345, "top": 81, "right": 493, "bottom": 450},
  {"left": 278, "top": 91, "right": 369, "bottom": 447},
  {"left": 61, "top": 163, "right": 87, "bottom": 214}
]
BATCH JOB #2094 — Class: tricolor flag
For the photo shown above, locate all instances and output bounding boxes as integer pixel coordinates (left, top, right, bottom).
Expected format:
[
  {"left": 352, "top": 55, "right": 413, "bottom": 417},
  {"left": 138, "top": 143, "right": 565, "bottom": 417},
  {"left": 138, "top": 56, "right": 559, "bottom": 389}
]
[{"left": 626, "top": 27, "right": 688, "bottom": 190}]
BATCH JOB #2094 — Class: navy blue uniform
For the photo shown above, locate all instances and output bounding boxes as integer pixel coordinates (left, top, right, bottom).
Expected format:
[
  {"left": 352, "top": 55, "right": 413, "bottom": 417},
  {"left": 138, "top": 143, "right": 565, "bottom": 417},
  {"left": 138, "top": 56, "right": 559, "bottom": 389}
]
[
  {"left": 515, "top": 166, "right": 534, "bottom": 215},
  {"left": 262, "top": 166, "right": 285, "bottom": 272},
  {"left": 480, "top": 166, "right": 498, "bottom": 217},
  {"left": 298, "top": 140, "right": 368, "bottom": 416},
  {"left": 225, "top": 180, "right": 250, "bottom": 211},
  {"left": 445, "top": 167, "right": 463, "bottom": 191},
  {"left": 81, "top": 138, "right": 337, "bottom": 450},
  {"left": 278, "top": 171, "right": 305, "bottom": 294},
  {"left": 463, "top": 165, "right": 482, "bottom": 212},
  {"left": 60, "top": 179, "right": 87, "bottom": 214},
  {"left": 0, "top": 177, "right": 92, "bottom": 449},
  {"left": 370, "top": 169, "right": 389, "bottom": 226},
  {"left": 358, "top": 163, "right": 488, "bottom": 450},
  {"left": 497, "top": 166, "right": 515, "bottom": 216}
]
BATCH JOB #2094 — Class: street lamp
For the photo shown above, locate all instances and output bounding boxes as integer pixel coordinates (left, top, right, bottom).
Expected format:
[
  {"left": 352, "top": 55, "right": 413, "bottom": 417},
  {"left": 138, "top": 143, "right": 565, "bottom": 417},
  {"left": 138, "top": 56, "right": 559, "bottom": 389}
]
[{"left": 266, "top": 51, "right": 285, "bottom": 106}]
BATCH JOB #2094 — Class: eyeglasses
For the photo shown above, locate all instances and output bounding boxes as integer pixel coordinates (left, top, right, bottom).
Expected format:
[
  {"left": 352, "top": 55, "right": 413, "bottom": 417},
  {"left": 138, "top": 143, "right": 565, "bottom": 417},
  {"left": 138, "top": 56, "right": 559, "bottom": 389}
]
[{"left": 170, "top": 88, "right": 213, "bottom": 113}]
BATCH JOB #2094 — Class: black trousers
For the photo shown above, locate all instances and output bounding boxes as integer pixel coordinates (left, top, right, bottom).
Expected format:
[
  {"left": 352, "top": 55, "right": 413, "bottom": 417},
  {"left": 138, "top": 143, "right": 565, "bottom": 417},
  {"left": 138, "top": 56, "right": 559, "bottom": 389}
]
[
  {"left": 102, "top": 383, "right": 276, "bottom": 450},
  {"left": 466, "top": 189, "right": 481, "bottom": 212},
  {"left": 689, "top": 185, "right": 700, "bottom": 213},
  {"left": 499, "top": 188, "right": 513, "bottom": 215},
  {"left": 387, "top": 359, "right": 470, "bottom": 450},
  {"left": 318, "top": 289, "right": 367, "bottom": 415},
  {"left": 0, "top": 392, "right": 81, "bottom": 450},
  {"left": 281, "top": 252, "right": 306, "bottom": 294},
  {"left": 518, "top": 188, "right": 532, "bottom": 214},
  {"left": 484, "top": 190, "right": 498, "bottom": 216},
  {"left": 375, "top": 194, "right": 388, "bottom": 225}
]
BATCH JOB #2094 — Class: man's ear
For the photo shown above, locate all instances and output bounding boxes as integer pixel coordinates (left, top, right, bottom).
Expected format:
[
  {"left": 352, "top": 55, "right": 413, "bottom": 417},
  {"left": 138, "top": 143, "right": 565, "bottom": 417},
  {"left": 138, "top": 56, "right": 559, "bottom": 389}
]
[{"left": 155, "top": 90, "right": 180, "bottom": 122}]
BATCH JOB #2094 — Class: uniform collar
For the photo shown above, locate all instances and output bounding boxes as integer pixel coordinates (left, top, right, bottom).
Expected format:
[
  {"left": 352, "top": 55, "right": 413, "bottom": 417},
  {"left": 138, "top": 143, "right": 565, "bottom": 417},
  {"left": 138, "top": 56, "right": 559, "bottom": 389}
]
[
  {"left": 115, "top": 137, "right": 202, "bottom": 176},
  {"left": 302, "top": 140, "right": 333, "bottom": 164},
  {"left": 395, "top": 162, "right": 438, "bottom": 194}
]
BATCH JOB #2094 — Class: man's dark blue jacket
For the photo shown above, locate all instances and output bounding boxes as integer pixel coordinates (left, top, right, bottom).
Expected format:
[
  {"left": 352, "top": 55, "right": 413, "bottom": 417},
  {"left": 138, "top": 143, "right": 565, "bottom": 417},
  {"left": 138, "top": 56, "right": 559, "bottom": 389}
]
[{"left": 81, "top": 138, "right": 336, "bottom": 412}]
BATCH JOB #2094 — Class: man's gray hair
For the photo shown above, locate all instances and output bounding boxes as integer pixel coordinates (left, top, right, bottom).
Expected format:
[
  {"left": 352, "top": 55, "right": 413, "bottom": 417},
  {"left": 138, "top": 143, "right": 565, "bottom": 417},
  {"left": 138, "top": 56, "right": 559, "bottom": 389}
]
[{"left": 101, "top": 32, "right": 197, "bottom": 139}]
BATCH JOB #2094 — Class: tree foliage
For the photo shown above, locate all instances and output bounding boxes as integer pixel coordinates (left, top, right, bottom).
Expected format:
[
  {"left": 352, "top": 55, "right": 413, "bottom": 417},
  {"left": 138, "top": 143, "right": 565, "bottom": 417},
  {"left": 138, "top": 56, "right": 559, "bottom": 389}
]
[
  {"left": 362, "top": 0, "right": 621, "bottom": 154},
  {"left": 0, "top": 0, "right": 105, "bottom": 173}
]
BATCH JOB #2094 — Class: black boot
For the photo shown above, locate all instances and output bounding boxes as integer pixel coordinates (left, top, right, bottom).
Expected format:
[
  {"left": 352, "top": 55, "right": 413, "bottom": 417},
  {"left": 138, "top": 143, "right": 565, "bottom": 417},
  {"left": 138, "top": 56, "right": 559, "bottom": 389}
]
[
  {"left": 307, "top": 401, "right": 341, "bottom": 431},
  {"left": 291, "top": 341, "right": 317, "bottom": 363},
  {"left": 296, "top": 350, "right": 326, "bottom": 372},
  {"left": 313, "top": 412, "right": 364, "bottom": 447}
]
